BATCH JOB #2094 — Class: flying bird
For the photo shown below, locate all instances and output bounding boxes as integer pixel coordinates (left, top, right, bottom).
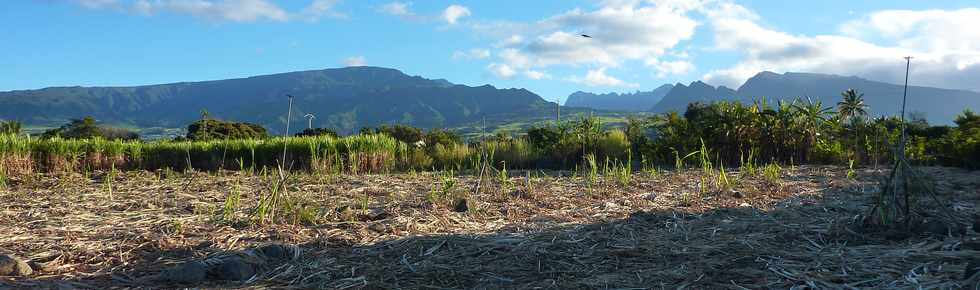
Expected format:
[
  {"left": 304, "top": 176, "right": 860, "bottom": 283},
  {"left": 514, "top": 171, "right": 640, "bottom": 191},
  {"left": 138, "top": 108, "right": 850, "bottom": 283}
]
[{"left": 580, "top": 34, "right": 592, "bottom": 38}]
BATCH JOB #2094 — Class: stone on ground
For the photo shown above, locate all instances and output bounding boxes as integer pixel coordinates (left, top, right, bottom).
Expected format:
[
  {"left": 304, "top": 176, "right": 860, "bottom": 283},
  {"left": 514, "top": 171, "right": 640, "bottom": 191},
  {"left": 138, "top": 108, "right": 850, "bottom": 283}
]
[
  {"left": 214, "top": 258, "right": 256, "bottom": 281},
  {"left": 159, "top": 261, "right": 207, "bottom": 284},
  {"left": 0, "top": 254, "right": 32, "bottom": 277}
]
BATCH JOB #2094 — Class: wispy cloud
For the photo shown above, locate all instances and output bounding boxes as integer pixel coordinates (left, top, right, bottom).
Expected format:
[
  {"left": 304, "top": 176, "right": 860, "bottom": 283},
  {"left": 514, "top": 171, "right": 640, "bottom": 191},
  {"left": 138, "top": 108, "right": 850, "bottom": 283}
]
[
  {"left": 65, "top": 0, "right": 346, "bottom": 23},
  {"left": 569, "top": 67, "right": 638, "bottom": 87},
  {"left": 378, "top": 1, "right": 417, "bottom": 20},
  {"left": 452, "top": 48, "right": 491, "bottom": 60},
  {"left": 379, "top": 2, "right": 471, "bottom": 25},
  {"left": 343, "top": 56, "right": 367, "bottom": 67},
  {"left": 442, "top": 4, "right": 470, "bottom": 25}
]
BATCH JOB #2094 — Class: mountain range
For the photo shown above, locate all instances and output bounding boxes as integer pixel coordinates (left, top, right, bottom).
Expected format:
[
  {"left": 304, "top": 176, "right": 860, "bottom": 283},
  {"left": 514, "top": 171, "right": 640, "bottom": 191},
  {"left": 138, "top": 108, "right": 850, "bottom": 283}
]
[
  {"left": 572, "top": 71, "right": 980, "bottom": 124},
  {"left": 565, "top": 84, "right": 673, "bottom": 111},
  {"left": 0, "top": 67, "right": 554, "bottom": 133},
  {"left": 3, "top": 68, "right": 978, "bottom": 135}
]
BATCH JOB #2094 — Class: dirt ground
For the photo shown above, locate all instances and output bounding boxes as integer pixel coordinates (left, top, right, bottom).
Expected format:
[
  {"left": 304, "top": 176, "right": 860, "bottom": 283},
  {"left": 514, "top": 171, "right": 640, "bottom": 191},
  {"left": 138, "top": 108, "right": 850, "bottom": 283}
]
[{"left": 0, "top": 166, "right": 978, "bottom": 289}]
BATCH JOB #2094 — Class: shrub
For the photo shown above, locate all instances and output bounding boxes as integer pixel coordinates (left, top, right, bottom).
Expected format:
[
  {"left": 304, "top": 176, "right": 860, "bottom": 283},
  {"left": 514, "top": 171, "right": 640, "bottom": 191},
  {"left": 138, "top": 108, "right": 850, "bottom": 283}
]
[
  {"left": 597, "top": 129, "right": 630, "bottom": 161},
  {"left": 186, "top": 119, "right": 268, "bottom": 140},
  {"left": 424, "top": 128, "right": 463, "bottom": 148},
  {"left": 362, "top": 124, "right": 424, "bottom": 144},
  {"left": 41, "top": 117, "right": 139, "bottom": 140},
  {"left": 295, "top": 128, "right": 339, "bottom": 138}
]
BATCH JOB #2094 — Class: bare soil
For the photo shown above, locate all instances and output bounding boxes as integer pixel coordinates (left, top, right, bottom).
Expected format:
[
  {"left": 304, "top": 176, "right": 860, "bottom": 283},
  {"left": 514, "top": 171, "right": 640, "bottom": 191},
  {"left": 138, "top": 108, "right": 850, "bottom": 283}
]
[{"left": 1, "top": 166, "right": 978, "bottom": 289}]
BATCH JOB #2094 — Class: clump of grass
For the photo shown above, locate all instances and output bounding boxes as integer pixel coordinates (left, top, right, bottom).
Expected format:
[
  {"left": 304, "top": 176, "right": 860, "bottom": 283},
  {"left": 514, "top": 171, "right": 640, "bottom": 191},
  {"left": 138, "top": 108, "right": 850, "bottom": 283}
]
[
  {"left": 612, "top": 160, "right": 631, "bottom": 186},
  {"left": 585, "top": 154, "right": 598, "bottom": 186},
  {"left": 221, "top": 180, "right": 242, "bottom": 222},
  {"left": 497, "top": 162, "right": 513, "bottom": 195},
  {"left": 717, "top": 164, "right": 734, "bottom": 192},
  {"left": 0, "top": 162, "right": 7, "bottom": 190},
  {"left": 847, "top": 159, "right": 856, "bottom": 180},
  {"left": 440, "top": 170, "right": 458, "bottom": 200},
  {"left": 103, "top": 163, "right": 116, "bottom": 200},
  {"left": 740, "top": 149, "right": 757, "bottom": 177},
  {"left": 762, "top": 162, "right": 782, "bottom": 186}
]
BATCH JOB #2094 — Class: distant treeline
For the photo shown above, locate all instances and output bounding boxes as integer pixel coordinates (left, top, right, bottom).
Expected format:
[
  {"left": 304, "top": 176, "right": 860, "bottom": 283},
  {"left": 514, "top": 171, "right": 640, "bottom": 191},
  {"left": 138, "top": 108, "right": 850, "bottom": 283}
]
[{"left": 1, "top": 89, "right": 978, "bottom": 174}]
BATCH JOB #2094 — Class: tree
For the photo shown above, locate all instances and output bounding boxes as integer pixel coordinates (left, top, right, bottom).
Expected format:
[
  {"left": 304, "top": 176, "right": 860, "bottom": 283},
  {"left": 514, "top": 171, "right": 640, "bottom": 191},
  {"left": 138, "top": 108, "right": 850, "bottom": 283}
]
[
  {"left": 362, "top": 124, "right": 424, "bottom": 144},
  {"left": 186, "top": 119, "right": 268, "bottom": 140},
  {"left": 295, "top": 128, "right": 338, "bottom": 138},
  {"left": 424, "top": 128, "right": 463, "bottom": 148},
  {"left": 792, "top": 98, "right": 834, "bottom": 163},
  {"left": 837, "top": 89, "right": 868, "bottom": 124},
  {"left": 41, "top": 117, "right": 138, "bottom": 140}
]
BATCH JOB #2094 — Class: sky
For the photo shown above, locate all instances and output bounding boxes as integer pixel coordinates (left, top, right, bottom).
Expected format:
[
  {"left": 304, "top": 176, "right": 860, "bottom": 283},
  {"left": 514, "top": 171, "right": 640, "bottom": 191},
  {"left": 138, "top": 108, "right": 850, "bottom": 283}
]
[{"left": 2, "top": 0, "right": 979, "bottom": 103}]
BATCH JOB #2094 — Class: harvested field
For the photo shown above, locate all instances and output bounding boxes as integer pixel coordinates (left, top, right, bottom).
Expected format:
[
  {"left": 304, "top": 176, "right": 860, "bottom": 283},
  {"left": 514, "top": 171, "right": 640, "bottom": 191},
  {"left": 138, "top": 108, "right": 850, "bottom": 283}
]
[{"left": 1, "top": 166, "right": 979, "bottom": 289}]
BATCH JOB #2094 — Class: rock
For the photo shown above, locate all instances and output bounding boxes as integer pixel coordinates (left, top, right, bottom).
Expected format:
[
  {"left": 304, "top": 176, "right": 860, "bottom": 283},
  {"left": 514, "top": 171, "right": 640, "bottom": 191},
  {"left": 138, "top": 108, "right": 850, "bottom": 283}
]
[
  {"left": 258, "top": 244, "right": 294, "bottom": 261},
  {"left": 0, "top": 254, "right": 32, "bottom": 277},
  {"left": 643, "top": 192, "right": 657, "bottom": 201},
  {"left": 453, "top": 198, "right": 468, "bottom": 213},
  {"left": 368, "top": 223, "right": 388, "bottom": 233},
  {"left": 213, "top": 258, "right": 255, "bottom": 281},
  {"left": 159, "top": 261, "right": 207, "bottom": 284},
  {"left": 362, "top": 208, "right": 389, "bottom": 221},
  {"left": 916, "top": 219, "right": 962, "bottom": 238},
  {"left": 738, "top": 202, "right": 751, "bottom": 207},
  {"left": 731, "top": 190, "right": 744, "bottom": 199},
  {"left": 966, "top": 260, "right": 980, "bottom": 279},
  {"left": 962, "top": 240, "right": 980, "bottom": 251},
  {"left": 973, "top": 214, "right": 980, "bottom": 233},
  {"left": 882, "top": 229, "right": 911, "bottom": 241}
]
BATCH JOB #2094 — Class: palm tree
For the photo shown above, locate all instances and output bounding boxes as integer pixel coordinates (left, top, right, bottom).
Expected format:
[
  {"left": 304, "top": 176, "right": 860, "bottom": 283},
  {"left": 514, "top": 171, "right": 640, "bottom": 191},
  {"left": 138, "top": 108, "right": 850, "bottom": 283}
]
[
  {"left": 837, "top": 89, "right": 868, "bottom": 124},
  {"left": 793, "top": 97, "right": 834, "bottom": 163}
]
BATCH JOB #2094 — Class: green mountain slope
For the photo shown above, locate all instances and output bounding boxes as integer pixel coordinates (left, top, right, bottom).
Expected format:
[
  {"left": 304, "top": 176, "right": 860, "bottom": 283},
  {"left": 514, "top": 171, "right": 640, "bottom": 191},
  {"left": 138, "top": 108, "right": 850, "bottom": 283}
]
[{"left": 0, "top": 66, "right": 552, "bottom": 133}]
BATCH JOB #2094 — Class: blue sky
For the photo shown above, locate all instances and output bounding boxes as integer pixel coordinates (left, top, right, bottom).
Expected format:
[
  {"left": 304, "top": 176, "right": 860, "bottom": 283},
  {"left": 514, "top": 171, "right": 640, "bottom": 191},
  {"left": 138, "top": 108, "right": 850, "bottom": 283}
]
[{"left": 2, "top": 0, "right": 979, "bottom": 103}]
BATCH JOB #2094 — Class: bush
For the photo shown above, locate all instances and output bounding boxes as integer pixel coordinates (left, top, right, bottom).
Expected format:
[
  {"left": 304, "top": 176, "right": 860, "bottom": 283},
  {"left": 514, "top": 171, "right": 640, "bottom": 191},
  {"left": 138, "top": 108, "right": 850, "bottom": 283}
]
[
  {"left": 425, "top": 128, "right": 463, "bottom": 148},
  {"left": 431, "top": 143, "right": 472, "bottom": 170},
  {"left": 597, "top": 129, "right": 630, "bottom": 161},
  {"left": 362, "top": 124, "right": 424, "bottom": 144},
  {"left": 295, "top": 128, "right": 338, "bottom": 138},
  {"left": 41, "top": 117, "right": 139, "bottom": 140},
  {"left": 186, "top": 119, "right": 268, "bottom": 140}
]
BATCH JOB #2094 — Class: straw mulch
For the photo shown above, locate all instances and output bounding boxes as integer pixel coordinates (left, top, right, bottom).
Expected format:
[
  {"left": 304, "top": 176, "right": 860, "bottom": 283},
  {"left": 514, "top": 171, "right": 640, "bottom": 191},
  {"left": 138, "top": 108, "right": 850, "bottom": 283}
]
[{"left": 0, "top": 166, "right": 977, "bottom": 289}]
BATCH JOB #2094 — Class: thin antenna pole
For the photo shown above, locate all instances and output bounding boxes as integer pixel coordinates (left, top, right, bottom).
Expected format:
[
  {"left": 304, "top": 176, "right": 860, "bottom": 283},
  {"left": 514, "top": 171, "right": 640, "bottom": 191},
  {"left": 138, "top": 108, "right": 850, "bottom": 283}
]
[
  {"left": 282, "top": 95, "right": 294, "bottom": 166},
  {"left": 900, "top": 56, "right": 912, "bottom": 155},
  {"left": 556, "top": 97, "right": 560, "bottom": 125}
]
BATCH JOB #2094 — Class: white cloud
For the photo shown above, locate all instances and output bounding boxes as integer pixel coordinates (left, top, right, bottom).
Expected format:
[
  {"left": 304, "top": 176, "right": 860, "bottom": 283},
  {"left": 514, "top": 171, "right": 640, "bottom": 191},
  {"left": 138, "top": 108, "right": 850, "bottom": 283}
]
[
  {"left": 69, "top": 0, "right": 346, "bottom": 23},
  {"left": 131, "top": 0, "right": 289, "bottom": 22},
  {"left": 379, "top": 1, "right": 415, "bottom": 18},
  {"left": 343, "top": 56, "right": 367, "bottom": 67},
  {"left": 452, "top": 49, "right": 491, "bottom": 60},
  {"left": 75, "top": 0, "right": 120, "bottom": 9},
  {"left": 569, "top": 67, "right": 638, "bottom": 87},
  {"left": 470, "top": 1, "right": 699, "bottom": 80},
  {"left": 442, "top": 4, "right": 470, "bottom": 25},
  {"left": 524, "top": 69, "right": 552, "bottom": 80},
  {"left": 703, "top": 4, "right": 980, "bottom": 92},
  {"left": 647, "top": 59, "right": 694, "bottom": 78},
  {"left": 487, "top": 63, "right": 517, "bottom": 79},
  {"left": 301, "top": 0, "right": 346, "bottom": 21}
]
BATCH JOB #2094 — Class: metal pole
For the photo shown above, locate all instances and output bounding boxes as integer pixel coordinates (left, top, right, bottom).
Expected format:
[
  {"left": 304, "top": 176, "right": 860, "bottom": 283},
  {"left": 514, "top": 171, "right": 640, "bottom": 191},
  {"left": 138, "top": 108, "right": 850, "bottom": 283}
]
[
  {"left": 900, "top": 57, "right": 912, "bottom": 155},
  {"left": 282, "top": 95, "right": 294, "bottom": 165},
  {"left": 556, "top": 97, "right": 560, "bottom": 125}
]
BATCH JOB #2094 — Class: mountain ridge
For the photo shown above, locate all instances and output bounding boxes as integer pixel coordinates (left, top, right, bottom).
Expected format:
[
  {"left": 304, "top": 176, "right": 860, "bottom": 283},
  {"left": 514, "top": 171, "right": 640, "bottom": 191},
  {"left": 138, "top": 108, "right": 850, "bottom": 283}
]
[
  {"left": 565, "top": 84, "right": 673, "bottom": 111},
  {"left": 0, "top": 66, "right": 550, "bottom": 133}
]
